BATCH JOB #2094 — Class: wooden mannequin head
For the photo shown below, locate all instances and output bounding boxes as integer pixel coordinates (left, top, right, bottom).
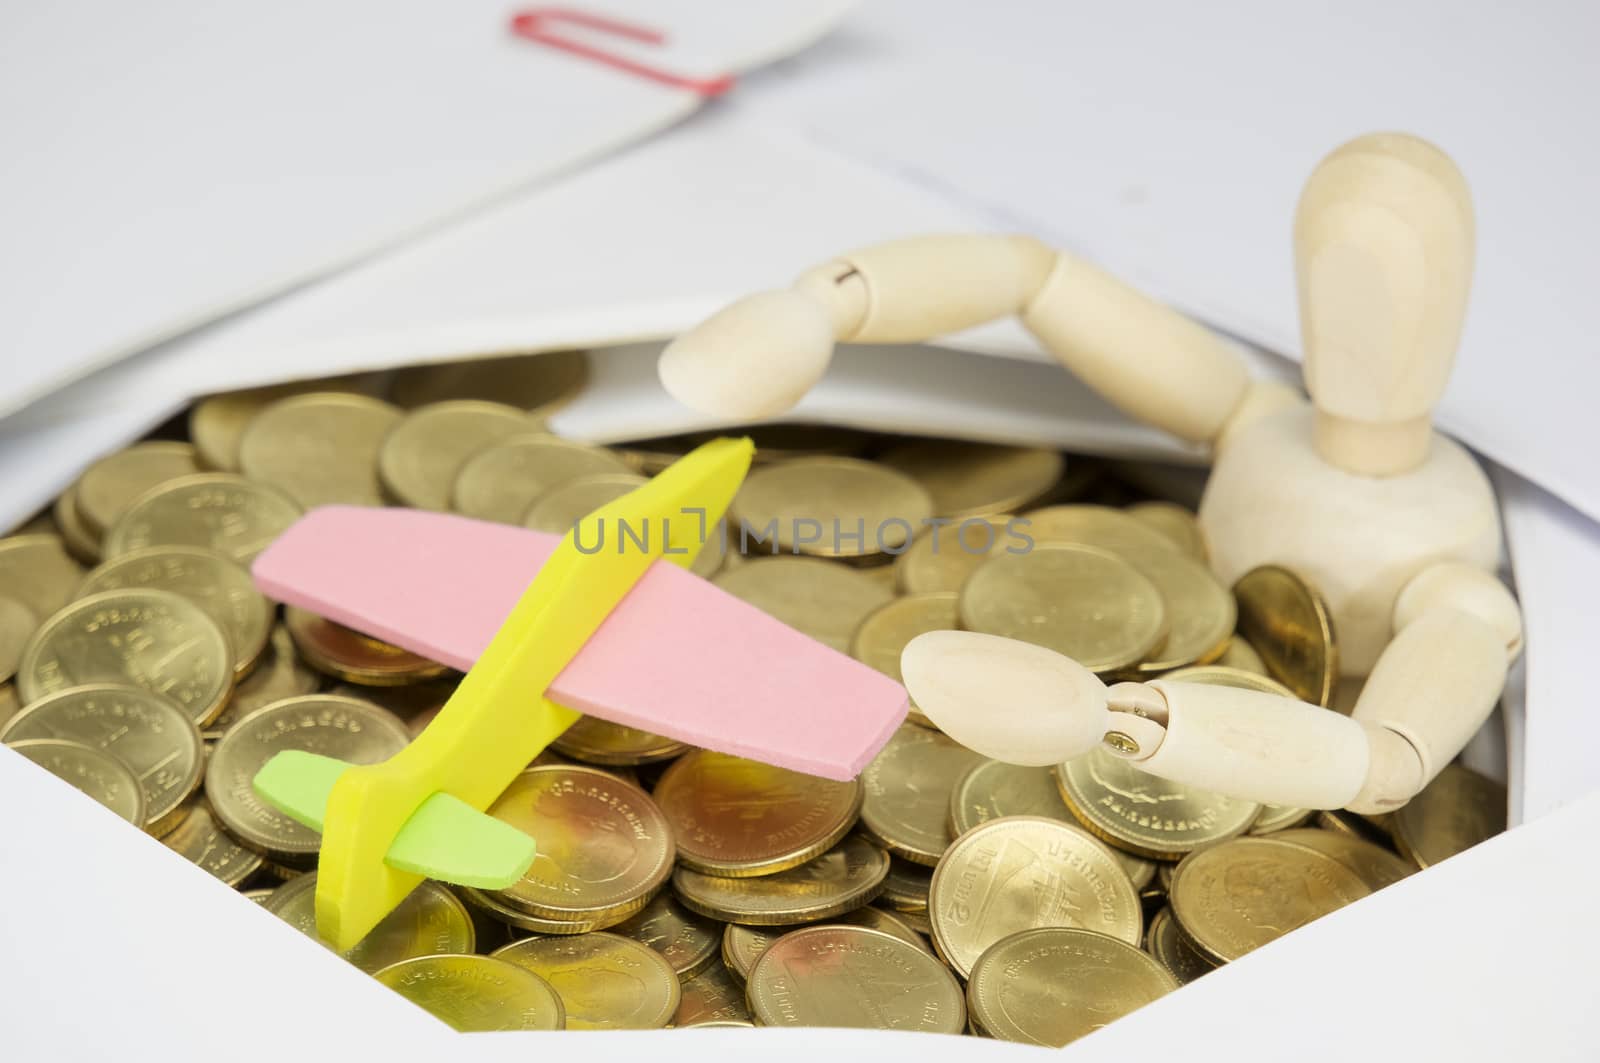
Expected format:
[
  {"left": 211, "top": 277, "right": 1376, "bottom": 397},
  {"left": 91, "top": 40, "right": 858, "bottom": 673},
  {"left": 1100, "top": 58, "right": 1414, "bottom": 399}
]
[{"left": 1294, "top": 133, "right": 1475, "bottom": 476}]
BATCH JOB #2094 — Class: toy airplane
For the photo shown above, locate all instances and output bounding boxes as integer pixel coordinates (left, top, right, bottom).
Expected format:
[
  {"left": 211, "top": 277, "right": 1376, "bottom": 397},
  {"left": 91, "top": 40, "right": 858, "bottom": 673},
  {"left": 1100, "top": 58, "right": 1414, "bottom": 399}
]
[{"left": 248, "top": 437, "right": 907, "bottom": 950}]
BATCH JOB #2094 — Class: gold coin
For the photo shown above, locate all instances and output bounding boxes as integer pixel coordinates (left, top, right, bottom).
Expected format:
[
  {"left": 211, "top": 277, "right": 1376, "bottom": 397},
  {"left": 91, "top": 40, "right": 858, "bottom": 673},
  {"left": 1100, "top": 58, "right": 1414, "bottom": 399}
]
[
  {"left": 0, "top": 595, "right": 36, "bottom": 685},
  {"left": 928, "top": 816, "right": 1142, "bottom": 977},
  {"left": 879, "top": 856, "right": 932, "bottom": 914},
  {"left": 549, "top": 716, "right": 687, "bottom": 766},
  {"left": 673, "top": 961, "right": 753, "bottom": 1027},
  {"left": 0, "top": 684, "right": 20, "bottom": 730},
  {"left": 653, "top": 749, "right": 863, "bottom": 877},
  {"left": 721, "top": 907, "right": 932, "bottom": 984},
  {"left": 1127, "top": 501, "right": 1208, "bottom": 560},
  {"left": 892, "top": 515, "right": 1015, "bottom": 595},
  {"left": 18, "top": 589, "right": 234, "bottom": 727},
  {"left": 610, "top": 891, "right": 722, "bottom": 978},
  {"left": 75, "top": 442, "right": 201, "bottom": 536},
  {"left": 1162, "top": 664, "right": 1312, "bottom": 834},
  {"left": 713, "top": 557, "right": 893, "bottom": 654},
  {"left": 204, "top": 694, "right": 410, "bottom": 864},
  {"left": 1269, "top": 828, "right": 1415, "bottom": 891},
  {"left": 189, "top": 375, "right": 384, "bottom": 471},
  {"left": 388, "top": 350, "right": 589, "bottom": 415},
  {"left": 103, "top": 473, "right": 302, "bottom": 565},
  {"left": 486, "top": 765, "right": 675, "bottom": 926},
  {"left": 1, "top": 683, "right": 204, "bottom": 836},
  {"left": 1232, "top": 564, "right": 1337, "bottom": 705},
  {"left": 672, "top": 834, "right": 888, "bottom": 925},
  {"left": 53, "top": 483, "right": 101, "bottom": 564},
  {"left": 492, "top": 932, "right": 680, "bottom": 1030},
  {"left": 373, "top": 954, "right": 565, "bottom": 1032},
  {"left": 948, "top": 759, "right": 1156, "bottom": 890},
  {"left": 264, "top": 872, "right": 475, "bottom": 973},
  {"left": 1027, "top": 504, "right": 1233, "bottom": 672},
  {"left": 6, "top": 737, "right": 146, "bottom": 826},
  {"left": 206, "top": 624, "right": 320, "bottom": 739},
  {"left": 859, "top": 723, "right": 983, "bottom": 866},
  {"left": 746, "top": 925, "right": 966, "bottom": 1033},
  {"left": 1391, "top": 763, "right": 1506, "bottom": 870},
  {"left": 376, "top": 400, "right": 536, "bottom": 511},
  {"left": 521, "top": 472, "right": 649, "bottom": 534},
  {"left": 967, "top": 927, "right": 1177, "bottom": 1046},
  {"left": 960, "top": 543, "right": 1166, "bottom": 673},
  {"left": 1055, "top": 745, "right": 1261, "bottom": 860},
  {"left": 457, "top": 886, "right": 596, "bottom": 936},
  {"left": 879, "top": 441, "right": 1063, "bottom": 519},
  {"left": 242, "top": 888, "right": 275, "bottom": 905},
  {"left": 731, "top": 457, "right": 934, "bottom": 558},
  {"left": 1217, "top": 635, "right": 1268, "bottom": 675},
  {"left": 850, "top": 592, "right": 959, "bottom": 729},
  {"left": 159, "top": 799, "right": 263, "bottom": 886},
  {"left": 449, "top": 433, "right": 633, "bottom": 524},
  {"left": 1168, "top": 836, "right": 1370, "bottom": 963},
  {"left": 77, "top": 547, "right": 272, "bottom": 676},
  {"left": 0, "top": 534, "right": 85, "bottom": 620},
  {"left": 237, "top": 392, "right": 403, "bottom": 509},
  {"left": 1144, "top": 906, "right": 1216, "bottom": 985},
  {"left": 284, "top": 606, "right": 449, "bottom": 686}
]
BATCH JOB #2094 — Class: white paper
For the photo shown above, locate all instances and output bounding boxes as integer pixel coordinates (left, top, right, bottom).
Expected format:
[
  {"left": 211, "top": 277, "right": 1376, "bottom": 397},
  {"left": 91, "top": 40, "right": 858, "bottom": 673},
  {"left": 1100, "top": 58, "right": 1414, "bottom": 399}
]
[{"left": 0, "top": 0, "right": 853, "bottom": 421}]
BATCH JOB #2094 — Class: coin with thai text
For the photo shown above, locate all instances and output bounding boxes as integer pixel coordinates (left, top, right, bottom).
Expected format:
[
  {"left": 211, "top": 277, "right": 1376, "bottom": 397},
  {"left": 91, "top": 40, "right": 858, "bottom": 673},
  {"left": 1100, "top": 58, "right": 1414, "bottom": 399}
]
[
  {"left": 78, "top": 546, "right": 272, "bottom": 676},
  {"left": 104, "top": 473, "right": 301, "bottom": 565},
  {"left": 204, "top": 694, "right": 410, "bottom": 864},
  {"left": 6, "top": 737, "right": 146, "bottom": 827},
  {"left": 859, "top": 723, "right": 984, "bottom": 866},
  {"left": 1, "top": 683, "right": 203, "bottom": 836},
  {"left": 746, "top": 925, "right": 965, "bottom": 1033},
  {"left": 1055, "top": 746, "right": 1261, "bottom": 860},
  {"left": 967, "top": 927, "right": 1176, "bottom": 1046},
  {"left": 653, "top": 749, "right": 863, "bottom": 877},
  {"left": 485, "top": 765, "right": 675, "bottom": 927},
  {"left": 18, "top": 589, "right": 234, "bottom": 727},
  {"left": 1168, "top": 836, "right": 1370, "bottom": 963},
  {"left": 928, "top": 816, "right": 1141, "bottom": 978},
  {"left": 373, "top": 954, "right": 565, "bottom": 1031},
  {"left": 492, "top": 932, "right": 680, "bottom": 1030}
]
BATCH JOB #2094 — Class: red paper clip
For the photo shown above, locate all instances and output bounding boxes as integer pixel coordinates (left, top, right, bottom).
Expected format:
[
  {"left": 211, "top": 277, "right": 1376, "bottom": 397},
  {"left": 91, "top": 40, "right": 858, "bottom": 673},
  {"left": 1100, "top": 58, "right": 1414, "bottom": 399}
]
[{"left": 509, "top": 7, "right": 735, "bottom": 97}]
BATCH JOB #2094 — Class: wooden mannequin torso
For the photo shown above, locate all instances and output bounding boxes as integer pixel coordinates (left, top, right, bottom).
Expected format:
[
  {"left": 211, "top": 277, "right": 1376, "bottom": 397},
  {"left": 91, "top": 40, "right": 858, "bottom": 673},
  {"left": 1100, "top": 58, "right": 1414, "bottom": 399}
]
[{"left": 1200, "top": 401, "right": 1501, "bottom": 676}]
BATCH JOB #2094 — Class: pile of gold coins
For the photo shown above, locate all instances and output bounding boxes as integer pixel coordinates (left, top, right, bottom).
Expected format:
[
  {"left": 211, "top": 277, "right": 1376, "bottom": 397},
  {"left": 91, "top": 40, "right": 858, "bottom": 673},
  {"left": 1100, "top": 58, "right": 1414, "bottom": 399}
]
[{"left": 0, "top": 350, "right": 1508, "bottom": 1044}]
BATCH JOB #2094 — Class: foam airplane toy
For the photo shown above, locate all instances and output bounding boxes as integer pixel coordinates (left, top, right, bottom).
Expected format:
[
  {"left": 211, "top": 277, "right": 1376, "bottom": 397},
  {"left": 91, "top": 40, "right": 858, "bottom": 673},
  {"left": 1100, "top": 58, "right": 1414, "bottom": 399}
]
[
  {"left": 659, "top": 134, "right": 1523, "bottom": 823},
  {"left": 249, "top": 437, "right": 906, "bottom": 949}
]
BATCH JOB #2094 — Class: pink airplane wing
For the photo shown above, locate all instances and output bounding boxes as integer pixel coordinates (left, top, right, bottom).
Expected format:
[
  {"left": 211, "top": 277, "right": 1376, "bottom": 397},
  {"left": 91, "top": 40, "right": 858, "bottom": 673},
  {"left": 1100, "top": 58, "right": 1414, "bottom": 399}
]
[{"left": 251, "top": 506, "right": 907, "bottom": 780}]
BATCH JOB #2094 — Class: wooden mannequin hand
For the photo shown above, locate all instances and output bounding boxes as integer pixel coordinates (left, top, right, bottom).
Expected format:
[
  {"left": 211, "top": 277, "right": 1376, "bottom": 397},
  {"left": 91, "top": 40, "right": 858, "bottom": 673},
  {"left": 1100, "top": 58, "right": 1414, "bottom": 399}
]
[{"left": 904, "top": 562, "right": 1520, "bottom": 814}]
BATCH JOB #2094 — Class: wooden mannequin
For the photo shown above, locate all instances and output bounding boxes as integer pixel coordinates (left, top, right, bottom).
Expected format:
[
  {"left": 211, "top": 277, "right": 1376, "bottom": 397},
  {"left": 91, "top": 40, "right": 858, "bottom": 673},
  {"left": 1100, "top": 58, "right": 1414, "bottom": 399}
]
[{"left": 659, "top": 133, "right": 1521, "bottom": 815}]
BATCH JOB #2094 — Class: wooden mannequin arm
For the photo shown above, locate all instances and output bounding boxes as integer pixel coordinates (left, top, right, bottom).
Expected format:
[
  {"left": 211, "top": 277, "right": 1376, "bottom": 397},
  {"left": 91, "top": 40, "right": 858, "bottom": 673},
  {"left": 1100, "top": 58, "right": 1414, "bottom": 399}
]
[
  {"left": 1108, "top": 562, "right": 1519, "bottom": 813},
  {"left": 1344, "top": 563, "right": 1521, "bottom": 813},
  {"left": 659, "top": 233, "right": 1257, "bottom": 443}
]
